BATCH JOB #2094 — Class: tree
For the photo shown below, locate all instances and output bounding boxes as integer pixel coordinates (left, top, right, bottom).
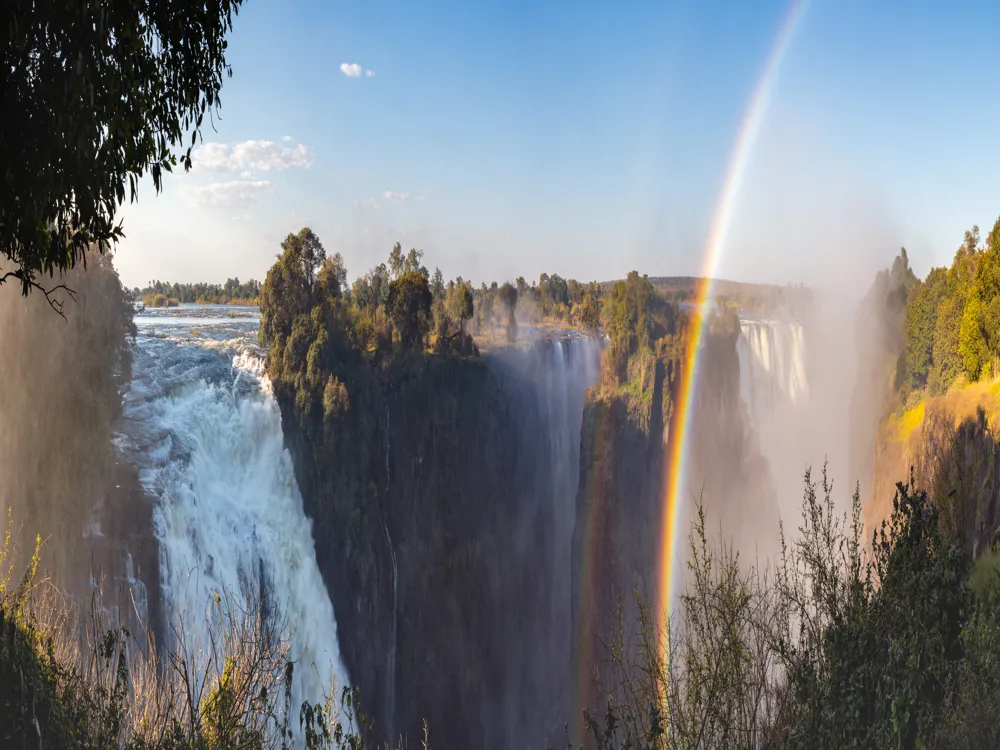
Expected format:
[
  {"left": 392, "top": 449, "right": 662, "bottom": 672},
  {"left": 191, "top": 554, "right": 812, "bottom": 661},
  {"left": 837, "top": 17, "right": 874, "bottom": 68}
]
[
  {"left": 926, "top": 233, "right": 983, "bottom": 393},
  {"left": 1, "top": 0, "right": 244, "bottom": 304},
  {"left": 579, "top": 291, "right": 601, "bottom": 332},
  {"left": 316, "top": 252, "right": 347, "bottom": 300},
  {"left": 499, "top": 282, "right": 518, "bottom": 342},
  {"left": 431, "top": 267, "right": 445, "bottom": 300},
  {"left": 403, "top": 248, "right": 427, "bottom": 278},
  {"left": 457, "top": 284, "right": 474, "bottom": 335},
  {"left": 277, "top": 228, "right": 326, "bottom": 287},
  {"left": 369, "top": 263, "right": 390, "bottom": 320},
  {"left": 386, "top": 270, "right": 432, "bottom": 348},
  {"left": 903, "top": 268, "right": 947, "bottom": 390},
  {"left": 388, "top": 243, "right": 404, "bottom": 279},
  {"left": 959, "top": 290, "right": 988, "bottom": 381},
  {"left": 930, "top": 292, "right": 965, "bottom": 394},
  {"left": 974, "top": 217, "right": 1000, "bottom": 360}
]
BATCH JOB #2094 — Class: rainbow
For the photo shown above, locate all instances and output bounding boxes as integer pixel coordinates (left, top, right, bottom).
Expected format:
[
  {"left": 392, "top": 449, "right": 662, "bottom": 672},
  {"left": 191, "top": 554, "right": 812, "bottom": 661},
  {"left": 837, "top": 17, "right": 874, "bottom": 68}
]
[{"left": 655, "top": 0, "right": 809, "bottom": 689}]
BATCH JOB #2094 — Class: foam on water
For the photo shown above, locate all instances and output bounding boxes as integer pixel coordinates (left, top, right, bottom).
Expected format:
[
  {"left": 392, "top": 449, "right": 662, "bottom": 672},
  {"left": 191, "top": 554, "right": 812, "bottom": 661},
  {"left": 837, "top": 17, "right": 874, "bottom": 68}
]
[{"left": 119, "top": 305, "right": 348, "bottom": 719}]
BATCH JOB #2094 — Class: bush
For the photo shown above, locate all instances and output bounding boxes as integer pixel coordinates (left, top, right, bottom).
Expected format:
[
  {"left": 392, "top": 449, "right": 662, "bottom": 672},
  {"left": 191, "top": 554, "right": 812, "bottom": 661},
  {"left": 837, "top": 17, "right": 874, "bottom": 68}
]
[
  {"left": 582, "top": 466, "right": 991, "bottom": 750},
  {"left": 0, "top": 510, "right": 413, "bottom": 749}
]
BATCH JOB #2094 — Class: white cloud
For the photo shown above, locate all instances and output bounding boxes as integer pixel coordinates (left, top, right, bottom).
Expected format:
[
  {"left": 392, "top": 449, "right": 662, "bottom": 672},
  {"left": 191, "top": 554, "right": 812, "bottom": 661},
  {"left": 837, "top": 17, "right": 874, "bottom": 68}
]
[
  {"left": 192, "top": 143, "right": 233, "bottom": 171},
  {"left": 384, "top": 191, "right": 411, "bottom": 202},
  {"left": 365, "top": 69, "right": 375, "bottom": 78},
  {"left": 192, "top": 140, "right": 313, "bottom": 172},
  {"left": 239, "top": 170, "right": 255, "bottom": 179},
  {"left": 340, "top": 62, "right": 362, "bottom": 77},
  {"left": 188, "top": 181, "right": 275, "bottom": 209},
  {"left": 281, "top": 135, "right": 293, "bottom": 142}
]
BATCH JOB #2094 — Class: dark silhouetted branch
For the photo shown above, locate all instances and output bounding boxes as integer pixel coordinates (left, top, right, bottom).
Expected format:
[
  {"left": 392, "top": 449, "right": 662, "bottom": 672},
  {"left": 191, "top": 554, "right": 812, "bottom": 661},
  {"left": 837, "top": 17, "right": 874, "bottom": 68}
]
[{"left": 0, "top": 270, "right": 77, "bottom": 318}]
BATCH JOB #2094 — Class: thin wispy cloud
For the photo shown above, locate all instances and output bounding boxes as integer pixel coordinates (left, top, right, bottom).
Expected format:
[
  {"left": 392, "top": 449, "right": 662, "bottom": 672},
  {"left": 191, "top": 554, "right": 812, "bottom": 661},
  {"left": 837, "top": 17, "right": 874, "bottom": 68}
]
[
  {"left": 188, "top": 180, "right": 275, "bottom": 209},
  {"left": 192, "top": 140, "right": 313, "bottom": 172},
  {"left": 366, "top": 70, "right": 374, "bottom": 77},
  {"left": 281, "top": 135, "right": 293, "bottom": 142},
  {"left": 354, "top": 197, "right": 380, "bottom": 211},
  {"left": 384, "top": 191, "right": 411, "bottom": 202}
]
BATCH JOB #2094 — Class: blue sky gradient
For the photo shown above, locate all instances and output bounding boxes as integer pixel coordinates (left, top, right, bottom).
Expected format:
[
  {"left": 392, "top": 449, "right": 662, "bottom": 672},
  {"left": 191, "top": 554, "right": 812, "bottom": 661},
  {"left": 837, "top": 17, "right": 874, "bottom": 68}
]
[{"left": 116, "top": 0, "right": 1000, "bottom": 293}]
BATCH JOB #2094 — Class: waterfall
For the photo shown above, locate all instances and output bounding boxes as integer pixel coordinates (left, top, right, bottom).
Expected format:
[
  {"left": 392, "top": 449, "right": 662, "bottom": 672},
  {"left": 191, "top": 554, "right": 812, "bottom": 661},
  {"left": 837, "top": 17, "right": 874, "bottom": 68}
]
[
  {"left": 737, "top": 319, "right": 809, "bottom": 431},
  {"left": 485, "top": 333, "right": 601, "bottom": 746},
  {"left": 121, "top": 306, "right": 349, "bottom": 725},
  {"left": 736, "top": 317, "right": 814, "bottom": 522}
]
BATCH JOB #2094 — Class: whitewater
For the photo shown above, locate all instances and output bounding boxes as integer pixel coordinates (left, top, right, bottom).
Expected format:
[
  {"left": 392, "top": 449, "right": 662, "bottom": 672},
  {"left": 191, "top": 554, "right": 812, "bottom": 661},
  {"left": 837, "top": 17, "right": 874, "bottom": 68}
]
[{"left": 118, "top": 305, "right": 348, "bottom": 713}]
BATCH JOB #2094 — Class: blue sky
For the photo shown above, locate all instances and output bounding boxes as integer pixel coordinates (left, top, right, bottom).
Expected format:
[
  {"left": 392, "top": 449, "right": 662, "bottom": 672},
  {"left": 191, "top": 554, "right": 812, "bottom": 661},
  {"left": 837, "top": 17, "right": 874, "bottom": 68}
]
[{"left": 115, "top": 0, "right": 1000, "bottom": 293}]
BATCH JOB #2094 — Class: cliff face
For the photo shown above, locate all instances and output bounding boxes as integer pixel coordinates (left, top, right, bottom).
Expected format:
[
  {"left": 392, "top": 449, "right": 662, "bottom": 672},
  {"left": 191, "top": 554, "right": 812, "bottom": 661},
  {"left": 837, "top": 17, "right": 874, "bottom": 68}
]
[
  {"left": 570, "top": 358, "right": 668, "bottom": 742},
  {"left": 570, "top": 326, "right": 775, "bottom": 743},
  {"left": 866, "top": 381, "right": 1000, "bottom": 557},
  {"left": 276, "top": 313, "right": 774, "bottom": 747},
  {"left": 276, "top": 338, "right": 599, "bottom": 749}
]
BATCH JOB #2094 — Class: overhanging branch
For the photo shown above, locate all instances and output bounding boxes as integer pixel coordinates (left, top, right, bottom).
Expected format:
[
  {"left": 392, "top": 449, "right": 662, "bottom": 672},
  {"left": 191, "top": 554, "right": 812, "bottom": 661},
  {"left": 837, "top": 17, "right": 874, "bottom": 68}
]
[{"left": 0, "top": 271, "right": 77, "bottom": 318}]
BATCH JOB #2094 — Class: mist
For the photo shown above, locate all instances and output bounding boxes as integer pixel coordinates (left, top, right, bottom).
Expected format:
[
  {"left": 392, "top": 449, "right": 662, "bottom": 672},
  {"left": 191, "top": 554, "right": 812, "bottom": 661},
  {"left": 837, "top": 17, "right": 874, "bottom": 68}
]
[
  {"left": 701, "top": 113, "right": 908, "bottom": 539},
  {"left": 0, "top": 252, "right": 149, "bottom": 613}
]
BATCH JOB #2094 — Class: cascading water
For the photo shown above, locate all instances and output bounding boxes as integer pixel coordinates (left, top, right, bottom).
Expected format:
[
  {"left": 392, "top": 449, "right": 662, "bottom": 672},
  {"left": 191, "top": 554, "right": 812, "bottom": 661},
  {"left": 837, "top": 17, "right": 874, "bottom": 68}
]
[
  {"left": 737, "top": 318, "right": 809, "bottom": 427},
  {"left": 119, "top": 305, "right": 349, "bottom": 716},
  {"left": 736, "top": 317, "right": 814, "bottom": 521},
  {"left": 485, "top": 332, "right": 601, "bottom": 746}
]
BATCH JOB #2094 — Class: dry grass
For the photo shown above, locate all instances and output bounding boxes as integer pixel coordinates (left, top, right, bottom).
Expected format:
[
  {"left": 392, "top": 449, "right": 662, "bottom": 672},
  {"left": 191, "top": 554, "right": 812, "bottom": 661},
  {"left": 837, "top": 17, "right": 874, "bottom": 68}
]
[
  {"left": 867, "top": 375, "right": 1000, "bottom": 538},
  {"left": 0, "top": 510, "right": 410, "bottom": 749}
]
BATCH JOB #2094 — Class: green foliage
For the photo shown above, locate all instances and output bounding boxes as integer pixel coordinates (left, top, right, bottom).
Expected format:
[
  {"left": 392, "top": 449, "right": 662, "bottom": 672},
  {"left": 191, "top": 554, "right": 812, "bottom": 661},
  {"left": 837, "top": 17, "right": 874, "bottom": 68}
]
[
  {"left": 776, "top": 474, "right": 969, "bottom": 748},
  {"left": 890, "top": 224, "right": 1000, "bottom": 395},
  {"left": 141, "top": 278, "right": 261, "bottom": 305},
  {"left": 930, "top": 293, "right": 965, "bottom": 394},
  {"left": 386, "top": 271, "right": 433, "bottom": 348},
  {"left": 959, "top": 289, "right": 988, "bottom": 380},
  {"left": 144, "top": 292, "right": 180, "bottom": 308},
  {"left": 904, "top": 268, "right": 947, "bottom": 389},
  {"left": 1, "top": 0, "right": 243, "bottom": 298},
  {"left": 601, "top": 271, "right": 678, "bottom": 385},
  {"left": 583, "top": 465, "right": 1000, "bottom": 750},
  {"left": 579, "top": 291, "right": 601, "bottom": 332},
  {"left": 457, "top": 284, "right": 474, "bottom": 332},
  {"left": 323, "top": 376, "right": 351, "bottom": 422},
  {"left": 0, "top": 509, "right": 395, "bottom": 749}
]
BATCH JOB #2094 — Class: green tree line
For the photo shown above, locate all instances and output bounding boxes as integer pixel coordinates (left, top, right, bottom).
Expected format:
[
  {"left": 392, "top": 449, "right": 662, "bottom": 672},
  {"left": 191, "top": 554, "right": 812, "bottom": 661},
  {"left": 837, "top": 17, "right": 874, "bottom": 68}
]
[
  {"left": 139, "top": 278, "right": 262, "bottom": 306},
  {"left": 898, "top": 217, "right": 1000, "bottom": 396}
]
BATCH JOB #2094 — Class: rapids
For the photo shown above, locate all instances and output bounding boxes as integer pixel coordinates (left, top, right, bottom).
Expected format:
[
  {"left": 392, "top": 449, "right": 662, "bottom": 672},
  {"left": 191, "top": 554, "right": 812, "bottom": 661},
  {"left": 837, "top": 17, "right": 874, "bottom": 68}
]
[{"left": 117, "top": 305, "right": 348, "bottom": 713}]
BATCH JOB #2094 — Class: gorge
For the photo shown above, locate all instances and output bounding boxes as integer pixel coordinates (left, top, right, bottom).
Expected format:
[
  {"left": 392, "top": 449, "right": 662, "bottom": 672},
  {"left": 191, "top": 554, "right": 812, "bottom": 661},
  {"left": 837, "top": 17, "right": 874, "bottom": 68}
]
[{"left": 0, "top": 248, "right": 872, "bottom": 749}]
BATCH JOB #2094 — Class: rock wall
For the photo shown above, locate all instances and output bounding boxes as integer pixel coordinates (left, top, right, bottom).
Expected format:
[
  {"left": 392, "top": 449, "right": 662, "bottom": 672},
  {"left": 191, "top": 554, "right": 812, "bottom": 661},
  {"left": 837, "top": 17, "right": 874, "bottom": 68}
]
[{"left": 277, "top": 338, "right": 598, "bottom": 748}]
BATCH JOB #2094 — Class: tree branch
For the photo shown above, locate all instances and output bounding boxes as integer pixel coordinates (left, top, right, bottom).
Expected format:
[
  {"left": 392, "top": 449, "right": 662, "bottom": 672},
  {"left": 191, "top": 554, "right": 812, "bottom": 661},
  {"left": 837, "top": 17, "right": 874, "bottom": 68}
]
[{"left": 0, "top": 271, "right": 77, "bottom": 318}]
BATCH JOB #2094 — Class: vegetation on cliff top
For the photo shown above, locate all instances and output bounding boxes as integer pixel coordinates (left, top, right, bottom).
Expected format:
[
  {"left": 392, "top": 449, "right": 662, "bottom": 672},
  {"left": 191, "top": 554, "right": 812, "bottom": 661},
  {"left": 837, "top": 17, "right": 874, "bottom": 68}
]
[{"left": 896, "top": 217, "right": 1000, "bottom": 398}]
